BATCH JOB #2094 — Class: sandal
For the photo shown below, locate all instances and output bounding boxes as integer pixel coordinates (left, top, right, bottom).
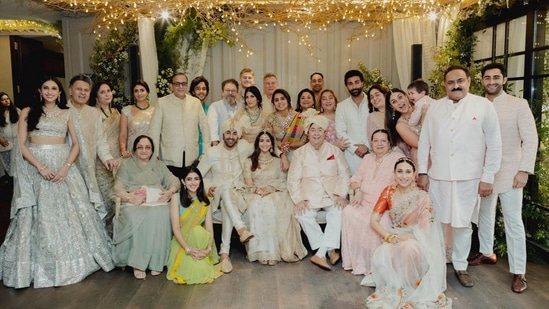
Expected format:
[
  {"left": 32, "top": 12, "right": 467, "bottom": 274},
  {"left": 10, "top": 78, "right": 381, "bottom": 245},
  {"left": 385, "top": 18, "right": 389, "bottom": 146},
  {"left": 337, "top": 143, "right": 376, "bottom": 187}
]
[
  {"left": 259, "top": 259, "right": 268, "bottom": 265},
  {"left": 268, "top": 260, "right": 278, "bottom": 266},
  {"left": 133, "top": 268, "right": 146, "bottom": 280},
  {"left": 151, "top": 270, "right": 162, "bottom": 276}
]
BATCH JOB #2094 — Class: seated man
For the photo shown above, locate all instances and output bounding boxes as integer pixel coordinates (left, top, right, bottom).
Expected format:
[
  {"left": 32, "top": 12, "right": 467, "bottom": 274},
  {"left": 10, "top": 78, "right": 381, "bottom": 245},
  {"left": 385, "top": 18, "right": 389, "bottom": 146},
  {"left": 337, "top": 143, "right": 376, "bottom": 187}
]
[
  {"left": 287, "top": 115, "right": 350, "bottom": 270},
  {"left": 197, "top": 119, "right": 254, "bottom": 274}
]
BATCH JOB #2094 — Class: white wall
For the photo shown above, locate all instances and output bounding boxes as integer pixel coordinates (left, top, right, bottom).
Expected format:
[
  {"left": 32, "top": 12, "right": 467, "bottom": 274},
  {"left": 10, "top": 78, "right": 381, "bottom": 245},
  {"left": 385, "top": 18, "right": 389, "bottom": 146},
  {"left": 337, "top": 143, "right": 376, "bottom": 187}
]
[{"left": 62, "top": 17, "right": 95, "bottom": 88}]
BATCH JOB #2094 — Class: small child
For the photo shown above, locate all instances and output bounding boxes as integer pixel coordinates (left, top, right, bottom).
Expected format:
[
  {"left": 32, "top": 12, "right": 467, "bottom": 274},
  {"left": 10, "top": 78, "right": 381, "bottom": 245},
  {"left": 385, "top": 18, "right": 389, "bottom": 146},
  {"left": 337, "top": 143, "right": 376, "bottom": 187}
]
[{"left": 406, "top": 79, "right": 436, "bottom": 129}]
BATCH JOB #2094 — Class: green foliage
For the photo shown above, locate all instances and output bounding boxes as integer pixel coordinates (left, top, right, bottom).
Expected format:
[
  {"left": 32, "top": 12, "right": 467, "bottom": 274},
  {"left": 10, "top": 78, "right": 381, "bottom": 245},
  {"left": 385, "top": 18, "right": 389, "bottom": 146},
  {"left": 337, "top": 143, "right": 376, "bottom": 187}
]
[
  {"left": 156, "top": 68, "right": 174, "bottom": 98},
  {"left": 357, "top": 62, "right": 392, "bottom": 91},
  {"left": 89, "top": 23, "right": 138, "bottom": 108}
]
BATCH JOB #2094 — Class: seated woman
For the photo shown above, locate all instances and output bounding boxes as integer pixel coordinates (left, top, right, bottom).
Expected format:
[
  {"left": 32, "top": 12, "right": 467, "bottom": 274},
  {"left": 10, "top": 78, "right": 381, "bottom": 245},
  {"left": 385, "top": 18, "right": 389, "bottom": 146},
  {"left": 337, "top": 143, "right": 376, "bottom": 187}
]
[
  {"left": 112, "top": 135, "right": 180, "bottom": 279},
  {"left": 166, "top": 166, "right": 222, "bottom": 284},
  {"left": 243, "top": 131, "right": 307, "bottom": 265},
  {"left": 341, "top": 129, "right": 402, "bottom": 277},
  {"left": 366, "top": 157, "right": 451, "bottom": 308}
]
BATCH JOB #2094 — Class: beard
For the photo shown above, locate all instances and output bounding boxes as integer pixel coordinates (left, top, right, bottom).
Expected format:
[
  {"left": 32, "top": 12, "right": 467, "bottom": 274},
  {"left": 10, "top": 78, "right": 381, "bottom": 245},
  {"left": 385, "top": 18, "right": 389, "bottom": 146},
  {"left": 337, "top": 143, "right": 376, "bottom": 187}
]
[{"left": 349, "top": 88, "right": 362, "bottom": 97}]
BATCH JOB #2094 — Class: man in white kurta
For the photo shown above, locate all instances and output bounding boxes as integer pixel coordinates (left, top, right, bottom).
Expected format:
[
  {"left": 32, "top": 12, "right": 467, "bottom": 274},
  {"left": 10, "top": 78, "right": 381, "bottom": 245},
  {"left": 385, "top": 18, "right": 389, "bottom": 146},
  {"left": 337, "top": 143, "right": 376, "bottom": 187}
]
[
  {"left": 335, "top": 70, "right": 370, "bottom": 174},
  {"left": 68, "top": 74, "right": 118, "bottom": 219},
  {"left": 469, "top": 63, "right": 537, "bottom": 293},
  {"left": 198, "top": 120, "right": 254, "bottom": 273},
  {"left": 208, "top": 79, "right": 243, "bottom": 145},
  {"left": 288, "top": 116, "right": 350, "bottom": 270},
  {"left": 149, "top": 73, "right": 210, "bottom": 174},
  {"left": 417, "top": 65, "right": 502, "bottom": 287}
]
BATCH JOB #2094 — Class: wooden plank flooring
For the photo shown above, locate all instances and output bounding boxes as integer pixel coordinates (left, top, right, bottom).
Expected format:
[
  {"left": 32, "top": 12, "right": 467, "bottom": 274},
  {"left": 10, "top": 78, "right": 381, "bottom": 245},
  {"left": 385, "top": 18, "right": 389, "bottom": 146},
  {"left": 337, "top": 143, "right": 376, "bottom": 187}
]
[{"left": 1, "top": 184, "right": 549, "bottom": 308}]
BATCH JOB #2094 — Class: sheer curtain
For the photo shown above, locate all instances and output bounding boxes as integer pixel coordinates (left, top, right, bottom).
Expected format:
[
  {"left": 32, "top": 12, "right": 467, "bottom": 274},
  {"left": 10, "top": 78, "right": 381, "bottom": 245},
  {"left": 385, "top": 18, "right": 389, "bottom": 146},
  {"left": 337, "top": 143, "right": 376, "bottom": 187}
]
[{"left": 138, "top": 16, "right": 159, "bottom": 106}]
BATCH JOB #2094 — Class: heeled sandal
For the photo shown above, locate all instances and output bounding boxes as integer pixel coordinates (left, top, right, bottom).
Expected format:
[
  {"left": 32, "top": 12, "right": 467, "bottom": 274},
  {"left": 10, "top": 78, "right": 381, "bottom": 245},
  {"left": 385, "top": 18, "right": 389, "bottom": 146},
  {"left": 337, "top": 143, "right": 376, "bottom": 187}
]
[{"left": 133, "top": 268, "right": 146, "bottom": 280}]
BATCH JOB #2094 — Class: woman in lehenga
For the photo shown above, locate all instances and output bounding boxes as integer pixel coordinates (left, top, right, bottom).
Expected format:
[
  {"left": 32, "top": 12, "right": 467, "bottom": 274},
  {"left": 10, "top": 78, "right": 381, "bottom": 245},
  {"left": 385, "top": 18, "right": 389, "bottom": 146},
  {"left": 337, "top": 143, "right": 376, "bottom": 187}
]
[
  {"left": 0, "top": 77, "right": 114, "bottom": 288},
  {"left": 89, "top": 81, "right": 121, "bottom": 234},
  {"left": 119, "top": 80, "right": 155, "bottom": 158},
  {"left": 232, "top": 86, "right": 269, "bottom": 144},
  {"left": 112, "top": 135, "right": 180, "bottom": 279},
  {"left": 166, "top": 165, "right": 223, "bottom": 284},
  {"left": 366, "top": 157, "right": 451, "bottom": 309},
  {"left": 0, "top": 92, "right": 20, "bottom": 179},
  {"left": 242, "top": 131, "right": 307, "bottom": 265}
]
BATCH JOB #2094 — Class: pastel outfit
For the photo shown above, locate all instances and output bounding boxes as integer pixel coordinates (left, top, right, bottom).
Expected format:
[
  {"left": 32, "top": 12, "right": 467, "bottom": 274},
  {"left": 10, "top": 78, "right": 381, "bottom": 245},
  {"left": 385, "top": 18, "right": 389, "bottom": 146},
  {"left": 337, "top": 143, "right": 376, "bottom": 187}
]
[{"left": 121, "top": 105, "right": 155, "bottom": 152}]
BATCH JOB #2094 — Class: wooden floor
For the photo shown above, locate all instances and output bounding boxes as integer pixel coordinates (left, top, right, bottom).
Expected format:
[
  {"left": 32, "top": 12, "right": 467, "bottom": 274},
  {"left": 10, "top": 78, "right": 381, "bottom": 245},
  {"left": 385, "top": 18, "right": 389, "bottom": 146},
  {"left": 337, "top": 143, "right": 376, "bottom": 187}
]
[{"left": 0, "top": 181, "right": 549, "bottom": 308}]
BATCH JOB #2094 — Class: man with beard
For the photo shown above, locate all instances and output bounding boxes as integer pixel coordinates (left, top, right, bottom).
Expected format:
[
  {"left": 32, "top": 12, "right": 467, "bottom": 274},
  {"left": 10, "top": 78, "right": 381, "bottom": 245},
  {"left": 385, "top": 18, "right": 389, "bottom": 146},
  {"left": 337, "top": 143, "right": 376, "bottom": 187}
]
[
  {"left": 149, "top": 72, "right": 210, "bottom": 175},
  {"left": 198, "top": 119, "right": 254, "bottom": 273},
  {"left": 468, "top": 63, "right": 537, "bottom": 293},
  {"left": 335, "top": 70, "right": 370, "bottom": 174},
  {"left": 310, "top": 72, "right": 325, "bottom": 109},
  {"left": 208, "top": 79, "right": 243, "bottom": 146},
  {"left": 417, "top": 64, "right": 502, "bottom": 288}
]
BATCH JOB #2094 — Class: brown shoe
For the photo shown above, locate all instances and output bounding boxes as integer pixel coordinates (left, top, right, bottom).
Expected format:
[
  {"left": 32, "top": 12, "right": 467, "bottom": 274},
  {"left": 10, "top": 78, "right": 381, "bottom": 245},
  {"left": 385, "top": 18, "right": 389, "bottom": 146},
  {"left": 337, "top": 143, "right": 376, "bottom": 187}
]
[
  {"left": 328, "top": 250, "right": 340, "bottom": 265},
  {"left": 239, "top": 229, "right": 254, "bottom": 243},
  {"left": 311, "top": 255, "right": 331, "bottom": 270},
  {"left": 221, "top": 258, "right": 233, "bottom": 273},
  {"left": 468, "top": 253, "right": 497, "bottom": 266},
  {"left": 454, "top": 270, "right": 474, "bottom": 287},
  {"left": 512, "top": 274, "right": 527, "bottom": 293}
]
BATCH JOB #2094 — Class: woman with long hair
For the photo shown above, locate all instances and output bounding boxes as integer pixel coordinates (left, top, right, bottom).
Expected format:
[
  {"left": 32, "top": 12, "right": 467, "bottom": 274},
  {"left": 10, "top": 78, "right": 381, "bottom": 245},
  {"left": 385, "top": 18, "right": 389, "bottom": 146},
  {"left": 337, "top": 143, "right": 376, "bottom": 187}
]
[
  {"left": 231, "top": 86, "right": 269, "bottom": 144},
  {"left": 385, "top": 88, "right": 420, "bottom": 165},
  {"left": 0, "top": 92, "right": 20, "bottom": 178}
]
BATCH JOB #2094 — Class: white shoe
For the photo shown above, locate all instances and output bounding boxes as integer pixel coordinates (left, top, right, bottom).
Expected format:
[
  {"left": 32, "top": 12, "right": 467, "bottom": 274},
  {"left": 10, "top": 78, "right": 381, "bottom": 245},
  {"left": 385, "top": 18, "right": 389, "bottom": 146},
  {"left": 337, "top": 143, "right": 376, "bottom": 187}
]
[{"left": 360, "top": 273, "right": 376, "bottom": 287}]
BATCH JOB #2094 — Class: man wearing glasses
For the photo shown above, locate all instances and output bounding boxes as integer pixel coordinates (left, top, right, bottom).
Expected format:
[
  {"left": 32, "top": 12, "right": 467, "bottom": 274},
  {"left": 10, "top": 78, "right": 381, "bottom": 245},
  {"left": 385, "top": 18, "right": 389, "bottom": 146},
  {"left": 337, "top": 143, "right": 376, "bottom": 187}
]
[
  {"left": 207, "top": 79, "right": 243, "bottom": 146},
  {"left": 149, "top": 72, "right": 210, "bottom": 176}
]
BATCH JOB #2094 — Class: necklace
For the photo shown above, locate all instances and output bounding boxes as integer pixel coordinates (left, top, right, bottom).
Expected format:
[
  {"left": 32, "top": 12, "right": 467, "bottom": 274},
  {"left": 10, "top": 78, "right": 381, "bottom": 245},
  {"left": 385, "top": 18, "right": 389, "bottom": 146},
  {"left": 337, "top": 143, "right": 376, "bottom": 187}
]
[
  {"left": 245, "top": 107, "right": 261, "bottom": 124},
  {"left": 274, "top": 111, "right": 294, "bottom": 130},
  {"left": 135, "top": 102, "right": 150, "bottom": 110},
  {"left": 100, "top": 105, "right": 112, "bottom": 118},
  {"left": 258, "top": 153, "right": 274, "bottom": 165},
  {"left": 372, "top": 150, "right": 392, "bottom": 179},
  {"left": 43, "top": 105, "right": 60, "bottom": 118}
]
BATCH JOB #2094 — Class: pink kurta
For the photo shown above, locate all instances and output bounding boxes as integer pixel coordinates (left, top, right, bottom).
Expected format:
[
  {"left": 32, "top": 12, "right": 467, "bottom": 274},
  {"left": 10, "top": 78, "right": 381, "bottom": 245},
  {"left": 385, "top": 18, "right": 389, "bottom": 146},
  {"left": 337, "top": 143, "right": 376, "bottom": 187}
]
[{"left": 341, "top": 150, "right": 403, "bottom": 275}]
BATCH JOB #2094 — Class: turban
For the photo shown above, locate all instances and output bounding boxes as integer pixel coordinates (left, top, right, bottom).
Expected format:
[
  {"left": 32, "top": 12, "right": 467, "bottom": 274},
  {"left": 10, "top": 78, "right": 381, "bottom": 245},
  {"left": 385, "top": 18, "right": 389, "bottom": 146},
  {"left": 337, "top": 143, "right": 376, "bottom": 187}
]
[
  {"left": 304, "top": 115, "right": 329, "bottom": 134},
  {"left": 221, "top": 119, "right": 242, "bottom": 138}
]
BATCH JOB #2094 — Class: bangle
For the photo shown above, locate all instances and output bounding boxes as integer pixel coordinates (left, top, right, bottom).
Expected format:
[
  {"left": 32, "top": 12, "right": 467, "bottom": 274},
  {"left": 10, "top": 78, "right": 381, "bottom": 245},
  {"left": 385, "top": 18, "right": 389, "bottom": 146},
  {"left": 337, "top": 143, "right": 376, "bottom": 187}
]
[
  {"left": 126, "top": 193, "right": 131, "bottom": 202},
  {"left": 384, "top": 234, "right": 396, "bottom": 243},
  {"left": 418, "top": 173, "right": 427, "bottom": 176},
  {"left": 66, "top": 162, "right": 71, "bottom": 167},
  {"left": 38, "top": 166, "right": 47, "bottom": 172}
]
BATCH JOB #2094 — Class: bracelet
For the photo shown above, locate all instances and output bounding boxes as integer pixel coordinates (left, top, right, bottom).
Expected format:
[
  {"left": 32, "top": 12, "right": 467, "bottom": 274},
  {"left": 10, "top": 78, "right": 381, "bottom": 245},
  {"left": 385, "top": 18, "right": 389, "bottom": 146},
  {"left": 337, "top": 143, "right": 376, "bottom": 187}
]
[
  {"left": 66, "top": 162, "right": 72, "bottom": 167},
  {"left": 384, "top": 234, "right": 396, "bottom": 243},
  {"left": 38, "top": 166, "right": 47, "bottom": 172},
  {"left": 126, "top": 193, "right": 131, "bottom": 202},
  {"left": 418, "top": 173, "right": 427, "bottom": 176}
]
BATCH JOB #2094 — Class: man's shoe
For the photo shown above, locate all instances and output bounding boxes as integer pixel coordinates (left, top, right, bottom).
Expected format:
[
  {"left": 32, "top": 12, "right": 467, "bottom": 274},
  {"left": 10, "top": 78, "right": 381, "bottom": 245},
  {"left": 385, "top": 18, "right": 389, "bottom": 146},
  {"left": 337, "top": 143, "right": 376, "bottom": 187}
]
[
  {"left": 512, "top": 274, "right": 527, "bottom": 293},
  {"left": 468, "top": 253, "right": 497, "bottom": 266},
  {"left": 311, "top": 255, "right": 331, "bottom": 270},
  {"left": 328, "top": 250, "right": 340, "bottom": 265},
  {"left": 221, "top": 258, "right": 233, "bottom": 273},
  {"left": 454, "top": 270, "right": 474, "bottom": 287},
  {"left": 239, "top": 230, "right": 254, "bottom": 243}
]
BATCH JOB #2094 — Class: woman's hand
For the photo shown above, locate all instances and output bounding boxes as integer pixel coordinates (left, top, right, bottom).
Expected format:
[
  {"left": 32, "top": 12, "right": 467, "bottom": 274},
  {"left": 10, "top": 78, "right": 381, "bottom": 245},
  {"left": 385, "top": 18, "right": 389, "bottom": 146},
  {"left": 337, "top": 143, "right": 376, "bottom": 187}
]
[
  {"left": 186, "top": 247, "right": 210, "bottom": 260},
  {"left": 38, "top": 166, "right": 55, "bottom": 181},
  {"left": 157, "top": 190, "right": 173, "bottom": 203},
  {"left": 129, "top": 189, "right": 145, "bottom": 205},
  {"left": 334, "top": 196, "right": 348, "bottom": 209},
  {"left": 0, "top": 137, "right": 9, "bottom": 147},
  {"left": 390, "top": 233, "right": 414, "bottom": 244},
  {"left": 350, "top": 189, "right": 362, "bottom": 207},
  {"left": 255, "top": 187, "right": 272, "bottom": 197},
  {"left": 278, "top": 140, "right": 290, "bottom": 153},
  {"left": 52, "top": 163, "right": 70, "bottom": 183},
  {"left": 121, "top": 150, "right": 132, "bottom": 158}
]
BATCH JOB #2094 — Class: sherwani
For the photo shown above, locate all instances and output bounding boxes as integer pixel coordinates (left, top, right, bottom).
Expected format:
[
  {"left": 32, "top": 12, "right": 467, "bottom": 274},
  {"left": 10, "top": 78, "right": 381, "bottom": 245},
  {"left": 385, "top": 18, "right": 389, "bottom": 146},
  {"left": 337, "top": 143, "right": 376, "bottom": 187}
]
[
  {"left": 149, "top": 94, "right": 210, "bottom": 167},
  {"left": 418, "top": 92, "right": 502, "bottom": 271},
  {"left": 479, "top": 92, "right": 538, "bottom": 274},
  {"left": 197, "top": 140, "right": 254, "bottom": 254},
  {"left": 207, "top": 99, "right": 243, "bottom": 142},
  {"left": 287, "top": 141, "right": 350, "bottom": 250},
  {"left": 335, "top": 94, "right": 370, "bottom": 174}
]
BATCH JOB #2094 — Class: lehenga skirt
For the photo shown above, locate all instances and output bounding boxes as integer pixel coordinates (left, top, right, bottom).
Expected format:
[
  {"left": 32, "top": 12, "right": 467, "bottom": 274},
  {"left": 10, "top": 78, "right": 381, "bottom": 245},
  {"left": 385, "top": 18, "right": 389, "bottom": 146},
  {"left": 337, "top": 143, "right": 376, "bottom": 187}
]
[{"left": 0, "top": 143, "right": 114, "bottom": 288}]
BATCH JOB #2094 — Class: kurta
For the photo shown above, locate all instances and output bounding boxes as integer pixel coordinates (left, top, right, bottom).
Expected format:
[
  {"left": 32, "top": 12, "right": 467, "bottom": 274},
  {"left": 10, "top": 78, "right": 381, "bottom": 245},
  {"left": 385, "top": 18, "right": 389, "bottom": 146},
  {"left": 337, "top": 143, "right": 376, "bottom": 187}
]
[
  {"left": 231, "top": 108, "right": 269, "bottom": 144},
  {"left": 335, "top": 94, "right": 370, "bottom": 174},
  {"left": 207, "top": 99, "right": 243, "bottom": 142},
  {"left": 366, "top": 186, "right": 451, "bottom": 309},
  {"left": 149, "top": 94, "right": 210, "bottom": 167},
  {"left": 243, "top": 157, "right": 307, "bottom": 262},
  {"left": 121, "top": 105, "right": 155, "bottom": 152},
  {"left": 341, "top": 151, "right": 402, "bottom": 275},
  {"left": 287, "top": 141, "right": 350, "bottom": 207}
]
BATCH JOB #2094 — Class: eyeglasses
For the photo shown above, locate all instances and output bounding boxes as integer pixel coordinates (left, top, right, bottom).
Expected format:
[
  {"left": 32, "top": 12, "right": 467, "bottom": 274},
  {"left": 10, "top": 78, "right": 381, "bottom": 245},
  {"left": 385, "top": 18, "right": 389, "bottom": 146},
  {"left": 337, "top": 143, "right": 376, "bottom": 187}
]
[
  {"left": 136, "top": 145, "right": 152, "bottom": 150},
  {"left": 172, "top": 82, "right": 188, "bottom": 87},
  {"left": 224, "top": 89, "right": 237, "bottom": 93}
]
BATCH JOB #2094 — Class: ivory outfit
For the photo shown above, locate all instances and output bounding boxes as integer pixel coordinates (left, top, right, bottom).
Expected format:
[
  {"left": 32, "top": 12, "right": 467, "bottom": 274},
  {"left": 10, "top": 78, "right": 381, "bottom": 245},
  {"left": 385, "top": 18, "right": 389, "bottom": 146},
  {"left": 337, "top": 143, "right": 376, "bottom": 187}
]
[
  {"left": 366, "top": 186, "right": 451, "bottom": 309},
  {"left": 0, "top": 109, "right": 19, "bottom": 177},
  {"left": 341, "top": 151, "right": 402, "bottom": 275},
  {"left": 366, "top": 111, "right": 385, "bottom": 141},
  {"left": 121, "top": 105, "right": 155, "bottom": 151},
  {"left": 287, "top": 141, "right": 350, "bottom": 251},
  {"left": 197, "top": 141, "right": 254, "bottom": 254},
  {"left": 166, "top": 197, "right": 222, "bottom": 284},
  {"left": 418, "top": 93, "right": 502, "bottom": 271},
  {"left": 112, "top": 156, "right": 180, "bottom": 272},
  {"left": 261, "top": 95, "right": 274, "bottom": 115},
  {"left": 231, "top": 108, "right": 269, "bottom": 144},
  {"left": 478, "top": 92, "right": 537, "bottom": 275},
  {"left": 0, "top": 109, "right": 114, "bottom": 288},
  {"left": 149, "top": 94, "right": 210, "bottom": 168},
  {"left": 243, "top": 157, "right": 307, "bottom": 262},
  {"left": 335, "top": 94, "right": 370, "bottom": 174},
  {"left": 207, "top": 99, "right": 243, "bottom": 142}
]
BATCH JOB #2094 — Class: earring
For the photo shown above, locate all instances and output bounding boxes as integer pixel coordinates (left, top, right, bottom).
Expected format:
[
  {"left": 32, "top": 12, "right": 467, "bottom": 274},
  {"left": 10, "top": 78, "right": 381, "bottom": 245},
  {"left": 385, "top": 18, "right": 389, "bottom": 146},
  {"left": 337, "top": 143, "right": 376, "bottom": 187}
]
[
  {"left": 270, "top": 147, "right": 273, "bottom": 152},
  {"left": 57, "top": 96, "right": 60, "bottom": 104},
  {"left": 40, "top": 95, "right": 43, "bottom": 102},
  {"left": 392, "top": 108, "right": 395, "bottom": 120}
]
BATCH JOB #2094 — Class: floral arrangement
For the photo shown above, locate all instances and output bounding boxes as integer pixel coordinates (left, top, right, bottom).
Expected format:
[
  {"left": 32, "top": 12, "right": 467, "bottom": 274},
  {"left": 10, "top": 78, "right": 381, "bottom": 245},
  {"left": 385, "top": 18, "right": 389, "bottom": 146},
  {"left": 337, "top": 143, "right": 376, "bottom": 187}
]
[
  {"left": 89, "top": 23, "right": 138, "bottom": 108},
  {"left": 357, "top": 62, "right": 392, "bottom": 92},
  {"left": 156, "top": 68, "right": 174, "bottom": 98}
]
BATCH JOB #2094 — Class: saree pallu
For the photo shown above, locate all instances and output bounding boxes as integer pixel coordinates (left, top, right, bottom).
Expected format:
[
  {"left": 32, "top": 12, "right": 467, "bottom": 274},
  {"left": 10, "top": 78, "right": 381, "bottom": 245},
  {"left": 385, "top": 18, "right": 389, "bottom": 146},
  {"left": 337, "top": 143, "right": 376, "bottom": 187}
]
[{"left": 166, "top": 199, "right": 222, "bottom": 284}]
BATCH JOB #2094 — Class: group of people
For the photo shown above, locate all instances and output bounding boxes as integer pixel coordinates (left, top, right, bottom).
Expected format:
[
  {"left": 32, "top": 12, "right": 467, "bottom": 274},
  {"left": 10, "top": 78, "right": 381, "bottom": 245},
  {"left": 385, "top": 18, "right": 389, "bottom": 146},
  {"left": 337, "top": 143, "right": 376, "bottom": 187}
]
[{"left": 0, "top": 61, "right": 537, "bottom": 307}]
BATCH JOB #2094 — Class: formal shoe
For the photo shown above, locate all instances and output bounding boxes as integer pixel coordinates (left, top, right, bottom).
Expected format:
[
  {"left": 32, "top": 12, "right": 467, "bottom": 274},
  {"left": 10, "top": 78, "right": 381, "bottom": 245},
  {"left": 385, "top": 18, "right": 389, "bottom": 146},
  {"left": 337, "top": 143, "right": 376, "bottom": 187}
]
[
  {"left": 360, "top": 273, "right": 376, "bottom": 287},
  {"left": 328, "top": 250, "right": 340, "bottom": 265},
  {"left": 454, "top": 270, "right": 473, "bottom": 287},
  {"left": 221, "top": 258, "right": 233, "bottom": 273},
  {"left": 512, "top": 274, "right": 527, "bottom": 293},
  {"left": 311, "top": 255, "right": 331, "bottom": 270},
  {"left": 133, "top": 268, "right": 146, "bottom": 280},
  {"left": 239, "top": 230, "right": 254, "bottom": 243},
  {"left": 468, "top": 253, "right": 497, "bottom": 266}
]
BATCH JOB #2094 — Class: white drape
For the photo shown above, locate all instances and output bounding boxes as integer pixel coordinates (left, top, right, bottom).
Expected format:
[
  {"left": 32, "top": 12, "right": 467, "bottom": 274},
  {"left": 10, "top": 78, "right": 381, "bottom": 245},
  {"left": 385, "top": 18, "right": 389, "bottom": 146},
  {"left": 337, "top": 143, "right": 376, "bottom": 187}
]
[{"left": 138, "top": 16, "right": 159, "bottom": 106}]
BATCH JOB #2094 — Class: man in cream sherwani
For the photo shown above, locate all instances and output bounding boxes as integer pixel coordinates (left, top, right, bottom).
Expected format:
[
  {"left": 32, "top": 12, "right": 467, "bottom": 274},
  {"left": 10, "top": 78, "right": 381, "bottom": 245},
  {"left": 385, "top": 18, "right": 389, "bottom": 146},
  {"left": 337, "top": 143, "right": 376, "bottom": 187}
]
[
  {"left": 149, "top": 72, "right": 210, "bottom": 175},
  {"left": 467, "top": 63, "right": 537, "bottom": 293},
  {"left": 288, "top": 115, "right": 350, "bottom": 270},
  {"left": 417, "top": 64, "right": 502, "bottom": 288}
]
